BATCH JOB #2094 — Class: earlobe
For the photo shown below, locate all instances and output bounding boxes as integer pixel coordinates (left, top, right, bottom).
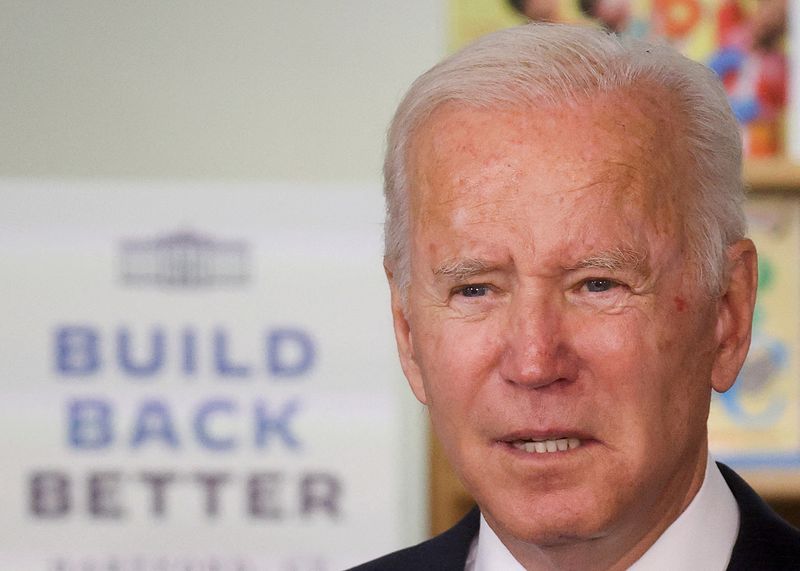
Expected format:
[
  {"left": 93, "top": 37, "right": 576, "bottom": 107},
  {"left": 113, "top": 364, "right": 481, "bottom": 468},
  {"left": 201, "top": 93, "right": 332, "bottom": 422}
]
[
  {"left": 385, "top": 262, "right": 428, "bottom": 405},
  {"left": 711, "top": 239, "right": 758, "bottom": 393}
]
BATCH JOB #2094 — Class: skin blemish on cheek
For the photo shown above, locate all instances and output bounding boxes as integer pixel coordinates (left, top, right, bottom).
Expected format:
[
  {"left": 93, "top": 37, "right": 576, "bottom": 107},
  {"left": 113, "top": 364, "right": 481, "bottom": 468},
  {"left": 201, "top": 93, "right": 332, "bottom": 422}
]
[{"left": 673, "top": 296, "right": 686, "bottom": 312}]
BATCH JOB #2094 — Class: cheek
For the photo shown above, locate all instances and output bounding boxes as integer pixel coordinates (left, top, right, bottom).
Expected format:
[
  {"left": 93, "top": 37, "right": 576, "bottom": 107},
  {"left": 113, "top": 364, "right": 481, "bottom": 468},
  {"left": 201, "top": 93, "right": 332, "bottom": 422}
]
[
  {"left": 571, "top": 313, "right": 645, "bottom": 379},
  {"left": 570, "top": 313, "right": 671, "bottom": 424},
  {"left": 574, "top": 310, "right": 712, "bottom": 439},
  {"left": 413, "top": 316, "right": 503, "bottom": 408}
]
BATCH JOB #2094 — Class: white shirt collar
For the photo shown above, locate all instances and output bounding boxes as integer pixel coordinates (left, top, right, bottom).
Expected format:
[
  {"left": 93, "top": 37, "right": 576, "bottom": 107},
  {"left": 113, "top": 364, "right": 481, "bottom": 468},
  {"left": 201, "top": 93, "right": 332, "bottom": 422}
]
[
  {"left": 465, "top": 455, "right": 739, "bottom": 570},
  {"left": 465, "top": 512, "right": 526, "bottom": 571}
]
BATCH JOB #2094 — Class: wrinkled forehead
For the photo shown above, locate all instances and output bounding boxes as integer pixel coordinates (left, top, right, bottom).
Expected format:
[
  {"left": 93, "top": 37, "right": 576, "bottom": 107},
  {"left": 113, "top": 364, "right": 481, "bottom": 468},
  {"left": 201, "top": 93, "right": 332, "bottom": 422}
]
[{"left": 406, "top": 86, "right": 691, "bottom": 237}]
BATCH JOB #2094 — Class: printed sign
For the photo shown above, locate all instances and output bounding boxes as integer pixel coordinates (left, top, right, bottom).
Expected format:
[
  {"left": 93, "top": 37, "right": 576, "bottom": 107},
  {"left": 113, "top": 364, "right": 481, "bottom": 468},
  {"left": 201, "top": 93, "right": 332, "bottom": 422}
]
[{"left": 0, "top": 180, "right": 421, "bottom": 570}]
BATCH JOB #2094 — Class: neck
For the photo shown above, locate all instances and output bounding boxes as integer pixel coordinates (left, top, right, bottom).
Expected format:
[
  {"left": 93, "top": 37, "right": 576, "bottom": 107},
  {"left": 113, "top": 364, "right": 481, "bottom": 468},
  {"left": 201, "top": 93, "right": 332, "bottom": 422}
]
[{"left": 493, "top": 449, "right": 709, "bottom": 571}]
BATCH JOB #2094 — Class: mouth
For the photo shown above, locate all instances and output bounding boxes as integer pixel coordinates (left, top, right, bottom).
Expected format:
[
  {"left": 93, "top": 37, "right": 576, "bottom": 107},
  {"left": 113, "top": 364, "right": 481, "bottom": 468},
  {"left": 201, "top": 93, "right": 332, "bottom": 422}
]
[{"left": 508, "top": 437, "right": 582, "bottom": 454}]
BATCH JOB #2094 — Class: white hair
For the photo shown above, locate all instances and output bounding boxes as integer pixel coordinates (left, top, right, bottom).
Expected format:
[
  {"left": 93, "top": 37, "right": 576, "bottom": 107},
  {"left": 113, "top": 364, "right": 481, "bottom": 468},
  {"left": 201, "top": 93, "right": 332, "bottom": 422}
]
[{"left": 383, "top": 23, "right": 746, "bottom": 302}]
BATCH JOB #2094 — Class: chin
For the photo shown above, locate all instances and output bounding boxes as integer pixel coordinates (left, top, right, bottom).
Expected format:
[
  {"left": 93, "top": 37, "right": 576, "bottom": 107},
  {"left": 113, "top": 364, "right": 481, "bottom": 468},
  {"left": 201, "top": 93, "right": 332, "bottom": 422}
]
[{"left": 479, "top": 485, "right": 617, "bottom": 547}]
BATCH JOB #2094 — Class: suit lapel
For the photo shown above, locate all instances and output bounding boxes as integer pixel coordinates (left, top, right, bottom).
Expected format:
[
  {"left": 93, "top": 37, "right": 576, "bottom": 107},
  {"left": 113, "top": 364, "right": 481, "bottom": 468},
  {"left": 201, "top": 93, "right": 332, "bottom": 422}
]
[{"left": 719, "top": 462, "right": 800, "bottom": 570}]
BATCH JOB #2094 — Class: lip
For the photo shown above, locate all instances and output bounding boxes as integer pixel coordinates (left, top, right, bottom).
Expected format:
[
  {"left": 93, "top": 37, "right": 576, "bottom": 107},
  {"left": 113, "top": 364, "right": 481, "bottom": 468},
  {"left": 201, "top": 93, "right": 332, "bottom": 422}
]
[
  {"left": 497, "top": 429, "right": 595, "bottom": 443},
  {"left": 494, "top": 429, "right": 598, "bottom": 458}
]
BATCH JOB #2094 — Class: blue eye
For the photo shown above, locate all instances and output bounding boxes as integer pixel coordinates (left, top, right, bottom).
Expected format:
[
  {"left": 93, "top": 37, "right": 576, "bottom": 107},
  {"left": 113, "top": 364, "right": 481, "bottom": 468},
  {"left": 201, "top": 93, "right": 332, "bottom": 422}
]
[
  {"left": 585, "top": 279, "right": 616, "bottom": 293},
  {"left": 460, "top": 284, "right": 488, "bottom": 297}
]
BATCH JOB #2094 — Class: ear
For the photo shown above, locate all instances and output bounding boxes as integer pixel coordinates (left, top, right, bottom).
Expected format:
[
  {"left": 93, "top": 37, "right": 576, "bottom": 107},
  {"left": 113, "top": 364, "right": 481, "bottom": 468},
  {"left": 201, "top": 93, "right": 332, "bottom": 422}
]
[
  {"left": 711, "top": 239, "right": 758, "bottom": 393},
  {"left": 384, "top": 260, "right": 428, "bottom": 405}
]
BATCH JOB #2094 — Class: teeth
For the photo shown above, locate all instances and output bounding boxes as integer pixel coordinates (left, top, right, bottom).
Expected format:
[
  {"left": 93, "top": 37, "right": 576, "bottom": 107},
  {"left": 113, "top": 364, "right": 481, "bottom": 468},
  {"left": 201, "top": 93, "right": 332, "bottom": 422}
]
[{"left": 512, "top": 438, "right": 582, "bottom": 454}]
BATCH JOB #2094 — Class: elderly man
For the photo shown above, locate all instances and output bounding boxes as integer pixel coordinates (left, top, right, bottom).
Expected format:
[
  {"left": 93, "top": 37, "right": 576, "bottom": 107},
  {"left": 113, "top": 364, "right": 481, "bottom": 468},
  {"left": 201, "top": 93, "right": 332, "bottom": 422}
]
[{"left": 352, "top": 23, "right": 800, "bottom": 570}]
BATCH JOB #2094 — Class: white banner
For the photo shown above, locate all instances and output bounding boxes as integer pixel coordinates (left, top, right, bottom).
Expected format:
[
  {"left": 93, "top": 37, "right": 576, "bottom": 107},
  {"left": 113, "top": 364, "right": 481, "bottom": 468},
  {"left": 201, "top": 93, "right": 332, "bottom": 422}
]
[{"left": 0, "top": 180, "right": 423, "bottom": 570}]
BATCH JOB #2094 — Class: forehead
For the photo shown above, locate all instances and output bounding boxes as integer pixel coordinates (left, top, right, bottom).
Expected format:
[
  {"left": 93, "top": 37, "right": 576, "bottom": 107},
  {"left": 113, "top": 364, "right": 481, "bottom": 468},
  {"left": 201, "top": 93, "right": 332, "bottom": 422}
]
[{"left": 407, "top": 88, "right": 689, "bottom": 238}]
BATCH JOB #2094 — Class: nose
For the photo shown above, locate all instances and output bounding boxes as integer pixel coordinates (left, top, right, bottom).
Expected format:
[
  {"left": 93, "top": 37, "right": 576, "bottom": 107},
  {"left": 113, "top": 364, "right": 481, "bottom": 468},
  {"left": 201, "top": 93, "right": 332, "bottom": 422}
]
[{"left": 499, "top": 289, "right": 577, "bottom": 389}]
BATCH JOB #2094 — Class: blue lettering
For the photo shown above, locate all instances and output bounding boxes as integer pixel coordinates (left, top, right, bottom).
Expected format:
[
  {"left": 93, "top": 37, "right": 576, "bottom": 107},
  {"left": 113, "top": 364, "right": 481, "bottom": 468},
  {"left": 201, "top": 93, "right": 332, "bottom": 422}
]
[
  {"left": 117, "top": 327, "right": 165, "bottom": 377},
  {"left": 194, "top": 399, "right": 236, "bottom": 451},
  {"left": 182, "top": 327, "right": 198, "bottom": 376},
  {"left": 254, "top": 399, "right": 301, "bottom": 450},
  {"left": 68, "top": 399, "right": 113, "bottom": 449},
  {"left": 214, "top": 328, "right": 251, "bottom": 377},
  {"left": 268, "top": 329, "right": 315, "bottom": 377},
  {"left": 130, "top": 400, "right": 180, "bottom": 448},
  {"left": 54, "top": 325, "right": 318, "bottom": 380},
  {"left": 55, "top": 326, "right": 100, "bottom": 376}
]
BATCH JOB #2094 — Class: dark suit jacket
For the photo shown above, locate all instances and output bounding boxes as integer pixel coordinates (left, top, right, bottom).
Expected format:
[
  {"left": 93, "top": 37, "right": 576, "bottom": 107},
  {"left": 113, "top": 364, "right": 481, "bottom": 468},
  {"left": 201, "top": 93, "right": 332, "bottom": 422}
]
[{"left": 349, "top": 463, "right": 800, "bottom": 570}]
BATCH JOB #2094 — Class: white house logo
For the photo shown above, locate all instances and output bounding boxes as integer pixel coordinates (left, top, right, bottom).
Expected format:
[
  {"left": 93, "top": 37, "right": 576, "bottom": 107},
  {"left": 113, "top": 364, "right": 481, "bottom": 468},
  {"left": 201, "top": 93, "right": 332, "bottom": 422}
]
[{"left": 119, "top": 230, "right": 250, "bottom": 287}]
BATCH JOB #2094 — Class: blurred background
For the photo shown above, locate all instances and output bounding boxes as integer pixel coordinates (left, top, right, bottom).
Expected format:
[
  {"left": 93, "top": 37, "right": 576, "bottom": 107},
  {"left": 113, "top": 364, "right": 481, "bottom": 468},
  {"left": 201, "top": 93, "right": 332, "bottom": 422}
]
[{"left": 2, "top": 1, "right": 799, "bottom": 569}]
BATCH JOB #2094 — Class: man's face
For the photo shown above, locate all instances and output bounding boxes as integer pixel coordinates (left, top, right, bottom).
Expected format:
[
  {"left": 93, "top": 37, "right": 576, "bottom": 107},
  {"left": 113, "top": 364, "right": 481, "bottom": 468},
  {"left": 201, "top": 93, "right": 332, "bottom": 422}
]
[{"left": 392, "top": 93, "right": 739, "bottom": 550}]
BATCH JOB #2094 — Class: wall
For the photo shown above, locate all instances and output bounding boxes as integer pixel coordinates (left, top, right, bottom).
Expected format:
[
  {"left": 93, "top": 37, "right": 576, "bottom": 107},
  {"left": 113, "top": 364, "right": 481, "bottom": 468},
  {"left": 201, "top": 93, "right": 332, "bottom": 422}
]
[{"left": 1, "top": 2, "right": 444, "bottom": 568}]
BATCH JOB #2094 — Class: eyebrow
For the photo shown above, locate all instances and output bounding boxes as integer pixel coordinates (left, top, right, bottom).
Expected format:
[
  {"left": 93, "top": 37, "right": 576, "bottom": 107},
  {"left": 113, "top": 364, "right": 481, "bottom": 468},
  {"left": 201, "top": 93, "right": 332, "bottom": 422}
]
[
  {"left": 566, "top": 247, "right": 649, "bottom": 274},
  {"left": 433, "top": 257, "right": 497, "bottom": 281},
  {"left": 432, "top": 247, "right": 649, "bottom": 282}
]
